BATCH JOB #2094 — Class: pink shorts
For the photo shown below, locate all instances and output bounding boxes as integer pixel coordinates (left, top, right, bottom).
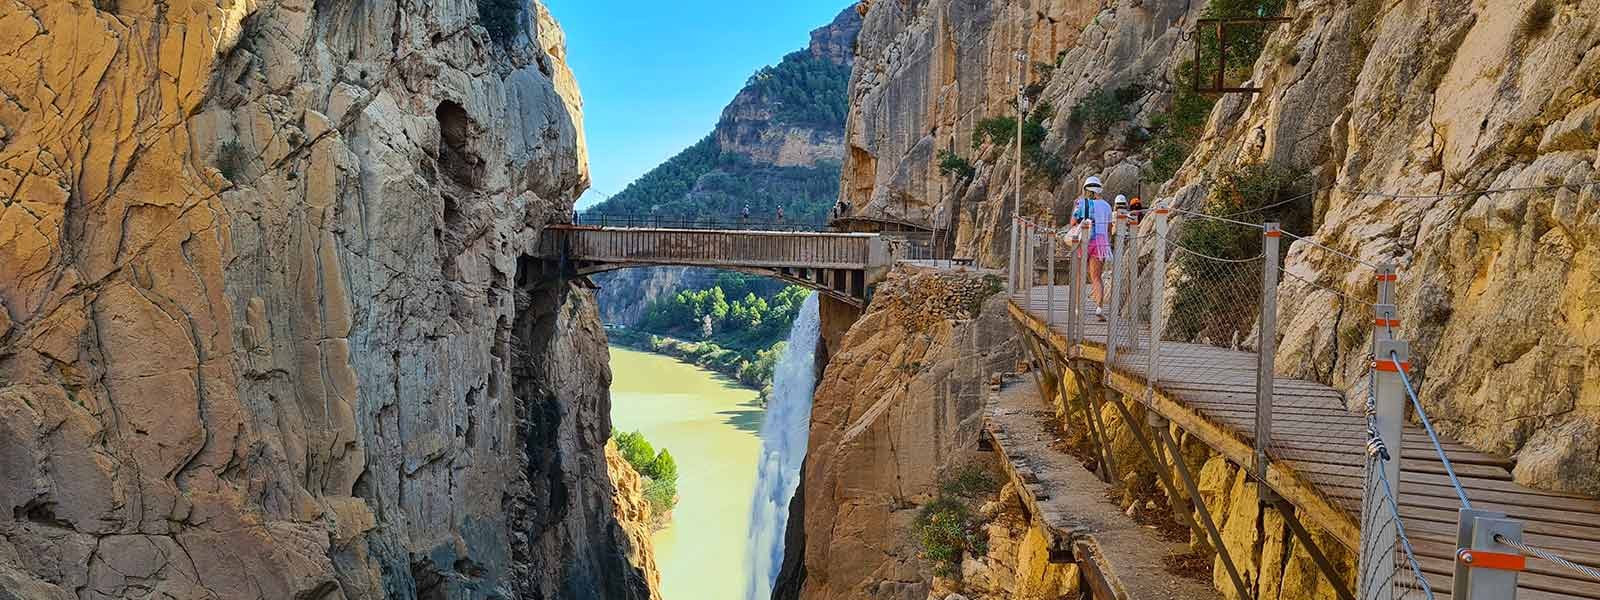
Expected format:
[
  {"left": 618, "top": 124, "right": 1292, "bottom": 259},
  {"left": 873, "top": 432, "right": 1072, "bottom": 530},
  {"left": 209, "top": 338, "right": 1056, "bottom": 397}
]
[{"left": 1080, "top": 237, "right": 1111, "bottom": 260}]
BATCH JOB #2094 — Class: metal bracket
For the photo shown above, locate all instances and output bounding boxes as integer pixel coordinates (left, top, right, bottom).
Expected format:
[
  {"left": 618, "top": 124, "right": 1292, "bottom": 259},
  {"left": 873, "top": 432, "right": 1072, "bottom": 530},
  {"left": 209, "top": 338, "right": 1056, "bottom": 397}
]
[{"left": 1454, "top": 509, "right": 1525, "bottom": 600}]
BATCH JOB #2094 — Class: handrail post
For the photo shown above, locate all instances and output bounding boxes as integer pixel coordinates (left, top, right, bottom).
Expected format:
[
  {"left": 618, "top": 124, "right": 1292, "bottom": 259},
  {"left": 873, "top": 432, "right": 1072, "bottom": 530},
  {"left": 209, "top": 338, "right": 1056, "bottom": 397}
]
[
  {"left": 1147, "top": 206, "right": 1170, "bottom": 391},
  {"left": 1025, "top": 223, "right": 1036, "bottom": 295},
  {"left": 1256, "top": 223, "right": 1281, "bottom": 487},
  {"left": 1046, "top": 232, "right": 1057, "bottom": 326},
  {"left": 1360, "top": 261, "right": 1404, "bottom": 600},
  {"left": 1103, "top": 212, "right": 1130, "bottom": 364},
  {"left": 1455, "top": 511, "right": 1523, "bottom": 600},
  {"left": 1067, "top": 229, "right": 1082, "bottom": 345},
  {"left": 1009, "top": 217, "right": 1020, "bottom": 294}
]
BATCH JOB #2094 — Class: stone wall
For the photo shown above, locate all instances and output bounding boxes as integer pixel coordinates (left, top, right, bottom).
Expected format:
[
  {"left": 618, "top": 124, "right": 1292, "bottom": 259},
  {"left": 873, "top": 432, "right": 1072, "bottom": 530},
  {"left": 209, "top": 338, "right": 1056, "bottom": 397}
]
[{"left": 0, "top": 1, "right": 654, "bottom": 597}]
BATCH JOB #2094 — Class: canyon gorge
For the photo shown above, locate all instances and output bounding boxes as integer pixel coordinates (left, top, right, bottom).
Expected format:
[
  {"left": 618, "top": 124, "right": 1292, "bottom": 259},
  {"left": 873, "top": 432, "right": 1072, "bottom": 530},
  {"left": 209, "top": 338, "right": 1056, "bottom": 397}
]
[{"left": 3, "top": 0, "right": 1599, "bottom": 599}]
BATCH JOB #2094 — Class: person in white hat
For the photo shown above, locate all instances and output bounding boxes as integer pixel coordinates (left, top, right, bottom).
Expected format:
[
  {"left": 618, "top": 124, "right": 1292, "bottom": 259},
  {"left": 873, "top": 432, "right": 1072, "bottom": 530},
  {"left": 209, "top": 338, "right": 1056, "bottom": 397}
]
[{"left": 1071, "top": 176, "right": 1113, "bottom": 319}]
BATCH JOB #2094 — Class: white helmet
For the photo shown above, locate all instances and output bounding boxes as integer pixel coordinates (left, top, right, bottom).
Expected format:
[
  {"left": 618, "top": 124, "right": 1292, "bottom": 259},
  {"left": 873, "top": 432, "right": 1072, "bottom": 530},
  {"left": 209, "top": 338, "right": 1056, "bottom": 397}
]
[
  {"left": 1114, "top": 194, "right": 1129, "bottom": 208},
  {"left": 1083, "top": 175, "right": 1103, "bottom": 192}
]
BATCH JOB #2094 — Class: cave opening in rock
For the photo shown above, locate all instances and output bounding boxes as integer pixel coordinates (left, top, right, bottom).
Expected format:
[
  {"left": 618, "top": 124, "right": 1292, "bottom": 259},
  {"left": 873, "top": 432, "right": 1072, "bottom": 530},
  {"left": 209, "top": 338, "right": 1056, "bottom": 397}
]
[{"left": 436, "top": 101, "right": 484, "bottom": 189}]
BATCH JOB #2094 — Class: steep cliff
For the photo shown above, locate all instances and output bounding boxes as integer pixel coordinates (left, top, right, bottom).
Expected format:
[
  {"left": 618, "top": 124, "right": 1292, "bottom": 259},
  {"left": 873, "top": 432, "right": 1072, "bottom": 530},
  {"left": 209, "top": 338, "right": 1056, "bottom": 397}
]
[
  {"left": 591, "top": 7, "right": 861, "bottom": 327},
  {"left": 0, "top": 1, "right": 654, "bottom": 598},
  {"left": 786, "top": 267, "right": 1019, "bottom": 600},
  {"left": 842, "top": 0, "right": 1600, "bottom": 496}
]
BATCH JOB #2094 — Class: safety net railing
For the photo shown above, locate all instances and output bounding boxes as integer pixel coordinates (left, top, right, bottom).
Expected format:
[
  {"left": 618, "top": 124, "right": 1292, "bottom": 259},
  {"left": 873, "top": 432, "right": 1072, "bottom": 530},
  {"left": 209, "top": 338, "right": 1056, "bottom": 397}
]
[{"left": 1002, "top": 191, "right": 1598, "bottom": 599}]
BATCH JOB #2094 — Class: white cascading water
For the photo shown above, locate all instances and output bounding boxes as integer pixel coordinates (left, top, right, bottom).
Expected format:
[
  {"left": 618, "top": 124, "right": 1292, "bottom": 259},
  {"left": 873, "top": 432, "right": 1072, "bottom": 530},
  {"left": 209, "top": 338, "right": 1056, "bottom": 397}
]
[{"left": 743, "top": 292, "right": 821, "bottom": 600}]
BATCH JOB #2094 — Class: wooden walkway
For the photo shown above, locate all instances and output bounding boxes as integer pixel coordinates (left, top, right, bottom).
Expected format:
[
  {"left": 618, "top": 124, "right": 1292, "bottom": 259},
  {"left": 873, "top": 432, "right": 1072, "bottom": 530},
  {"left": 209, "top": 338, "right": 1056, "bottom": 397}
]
[{"left": 1008, "top": 287, "right": 1600, "bottom": 600}]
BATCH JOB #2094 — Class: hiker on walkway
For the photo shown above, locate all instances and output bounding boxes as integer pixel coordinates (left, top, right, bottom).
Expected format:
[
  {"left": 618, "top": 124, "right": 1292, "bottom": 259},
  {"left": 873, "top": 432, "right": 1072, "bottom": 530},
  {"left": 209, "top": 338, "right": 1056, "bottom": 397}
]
[
  {"left": 742, "top": 203, "right": 751, "bottom": 225},
  {"left": 1071, "top": 176, "right": 1113, "bottom": 320},
  {"left": 775, "top": 205, "right": 785, "bottom": 225}
]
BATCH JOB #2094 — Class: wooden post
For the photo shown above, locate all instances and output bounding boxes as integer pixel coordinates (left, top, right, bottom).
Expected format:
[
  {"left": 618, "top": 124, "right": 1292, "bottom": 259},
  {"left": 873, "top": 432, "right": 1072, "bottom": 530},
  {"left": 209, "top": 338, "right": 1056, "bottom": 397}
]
[{"left": 1256, "top": 223, "right": 1281, "bottom": 486}]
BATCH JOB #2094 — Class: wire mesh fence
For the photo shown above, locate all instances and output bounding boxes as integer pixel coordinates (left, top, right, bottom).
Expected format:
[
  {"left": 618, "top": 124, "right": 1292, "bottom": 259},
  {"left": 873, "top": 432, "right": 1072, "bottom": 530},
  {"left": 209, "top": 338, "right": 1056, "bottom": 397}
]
[{"left": 1360, "top": 448, "right": 1437, "bottom": 600}]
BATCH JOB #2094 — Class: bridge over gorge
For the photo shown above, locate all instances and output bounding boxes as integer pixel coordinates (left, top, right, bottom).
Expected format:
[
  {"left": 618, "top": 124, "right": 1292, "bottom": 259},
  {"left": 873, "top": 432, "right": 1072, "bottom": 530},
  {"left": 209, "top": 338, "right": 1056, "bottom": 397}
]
[
  {"left": 995, "top": 208, "right": 1600, "bottom": 600},
  {"left": 537, "top": 216, "right": 893, "bottom": 307}
]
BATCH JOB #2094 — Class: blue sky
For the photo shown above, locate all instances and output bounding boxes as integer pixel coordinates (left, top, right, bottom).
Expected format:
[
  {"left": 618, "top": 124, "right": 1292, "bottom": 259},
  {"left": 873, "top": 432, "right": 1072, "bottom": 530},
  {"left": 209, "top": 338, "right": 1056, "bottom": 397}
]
[{"left": 544, "top": 1, "right": 850, "bottom": 209}]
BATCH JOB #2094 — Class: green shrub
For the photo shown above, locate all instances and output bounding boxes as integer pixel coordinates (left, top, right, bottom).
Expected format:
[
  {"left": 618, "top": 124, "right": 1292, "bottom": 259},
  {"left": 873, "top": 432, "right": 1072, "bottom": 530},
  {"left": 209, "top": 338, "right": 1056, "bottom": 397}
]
[
  {"left": 476, "top": 0, "right": 524, "bottom": 46},
  {"left": 937, "top": 150, "right": 976, "bottom": 181},
  {"left": 1192, "top": 0, "right": 1288, "bottom": 87},
  {"left": 939, "top": 463, "right": 1001, "bottom": 498},
  {"left": 643, "top": 477, "right": 677, "bottom": 517},
  {"left": 972, "top": 116, "right": 1018, "bottom": 149},
  {"left": 614, "top": 430, "right": 681, "bottom": 524},
  {"left": 972, "top": 104, "right": 1063, "bottom": 183},
  {"left": 614, "top": 431, "right": 657, "bottom": 474},
  {"left": 216, "top": 139, "right": 248, "bottom": 182},
  {"left": 913, "top": 497, "right": 986, "bottom": 575},
  {"left": 652, "top": 449, "right": 678, "bottom": 483},
  {"left": 1070, "top": 84, "right": 1144, "bottom": 129}
]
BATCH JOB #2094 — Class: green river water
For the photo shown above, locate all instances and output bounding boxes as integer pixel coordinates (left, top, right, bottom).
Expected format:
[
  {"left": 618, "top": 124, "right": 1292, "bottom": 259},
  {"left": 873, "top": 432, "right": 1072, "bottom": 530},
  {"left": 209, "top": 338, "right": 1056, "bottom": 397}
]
[{"left": 609, "top": 345, "right": 764, "bottom": 599}]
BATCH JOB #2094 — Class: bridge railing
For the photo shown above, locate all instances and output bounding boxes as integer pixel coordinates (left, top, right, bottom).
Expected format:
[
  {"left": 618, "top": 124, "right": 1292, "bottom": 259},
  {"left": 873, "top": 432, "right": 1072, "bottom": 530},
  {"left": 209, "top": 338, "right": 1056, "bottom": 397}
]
[
  {"left": 544, "top": 226, "right": 876, "bottom": 270},
  {"left": 574, "top": 212, "right": 829, "bottom": 232},
  {"left": 1005, "top": 199, "right": 1548, "bottom": 600}
]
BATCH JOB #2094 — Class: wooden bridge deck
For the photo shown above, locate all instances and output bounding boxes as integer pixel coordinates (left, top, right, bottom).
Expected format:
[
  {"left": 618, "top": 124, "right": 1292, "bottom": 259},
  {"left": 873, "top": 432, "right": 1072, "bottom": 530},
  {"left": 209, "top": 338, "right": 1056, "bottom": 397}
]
[{"left": 1009, "top": 286, "right": 1600, "bottom": 600}]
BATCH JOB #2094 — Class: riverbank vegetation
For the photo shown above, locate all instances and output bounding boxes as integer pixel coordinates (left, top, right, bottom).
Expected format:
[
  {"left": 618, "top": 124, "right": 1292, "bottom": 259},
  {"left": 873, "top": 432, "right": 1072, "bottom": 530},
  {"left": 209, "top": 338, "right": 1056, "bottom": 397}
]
[
  {"left": 611, "top": 275, "right": 809, "bottom": 403},
  {"left": 614, "top": 430, "right": 680, "bottom": 529}
]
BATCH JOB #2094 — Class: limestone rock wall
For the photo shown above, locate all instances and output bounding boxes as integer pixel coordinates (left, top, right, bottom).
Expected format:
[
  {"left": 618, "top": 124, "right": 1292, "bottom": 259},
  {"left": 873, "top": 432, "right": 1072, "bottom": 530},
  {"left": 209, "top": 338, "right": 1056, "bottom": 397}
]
[
  {"left": 845, "top": 0, "right": 1600, "bottom": 495},
  {"left": 606, "top": 440, "right": 663, "bottom": 595},
  {"left": 0, "top": 0, "right": 654, "bottom": 598},
  {"left": 784, "top": 267, "right": 1019, "bottom": 600}
]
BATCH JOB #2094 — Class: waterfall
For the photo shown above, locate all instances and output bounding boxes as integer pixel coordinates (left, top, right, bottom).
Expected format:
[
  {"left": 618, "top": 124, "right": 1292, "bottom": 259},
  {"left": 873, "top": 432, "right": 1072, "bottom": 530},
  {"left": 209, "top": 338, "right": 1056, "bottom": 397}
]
[{"left": 743, "top": 293, "right": 821, "bottom": 600}]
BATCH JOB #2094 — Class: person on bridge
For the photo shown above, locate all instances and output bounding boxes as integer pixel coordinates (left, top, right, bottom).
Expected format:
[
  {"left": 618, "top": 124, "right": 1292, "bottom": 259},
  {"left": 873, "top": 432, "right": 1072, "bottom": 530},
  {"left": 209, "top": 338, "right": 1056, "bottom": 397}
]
[
  {"left": 1071, "top": 176, "right": 1113, "bottom": 320},
  {"left": 742, "top": 203, "right": 751, "bottom": 224},
  {"left": 776, "top": 205, "right": 785, "bottom": 224}
]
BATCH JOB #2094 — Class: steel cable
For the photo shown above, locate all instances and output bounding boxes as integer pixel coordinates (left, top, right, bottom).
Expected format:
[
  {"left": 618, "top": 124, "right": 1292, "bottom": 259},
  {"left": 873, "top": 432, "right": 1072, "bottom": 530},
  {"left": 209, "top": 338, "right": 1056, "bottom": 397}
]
[
  {"left": 1339, "top": 180, "right": 1600, "bottom": 200},
  {"left": 1493, "top": 535, "right": 1600, "bottom": 582},
  {"left": 1390, "top": 350, "right": 1472, "bottom": 509}
]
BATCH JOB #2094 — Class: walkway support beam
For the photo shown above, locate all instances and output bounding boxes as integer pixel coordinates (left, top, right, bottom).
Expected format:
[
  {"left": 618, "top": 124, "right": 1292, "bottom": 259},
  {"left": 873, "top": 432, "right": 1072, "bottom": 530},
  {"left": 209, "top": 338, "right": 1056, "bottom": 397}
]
[{"left": 1156, "top": 424, "right": 1254, "bottom": 600}]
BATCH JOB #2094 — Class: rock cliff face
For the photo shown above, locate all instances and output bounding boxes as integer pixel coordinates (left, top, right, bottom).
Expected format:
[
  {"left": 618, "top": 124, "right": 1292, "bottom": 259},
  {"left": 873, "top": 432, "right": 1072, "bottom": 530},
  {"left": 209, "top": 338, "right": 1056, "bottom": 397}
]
[
  {"left": 715, "top": 8, "right": 862, "bottom": 169},
  {"left": 0, "top": 1, "right": 654, "bottom": 598},
  {"left": 784, "top": 267, "right": 1019, "bottom": 600},
  {"left": 842, "top": 0, "right": 1600, "bottom": 496}
]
